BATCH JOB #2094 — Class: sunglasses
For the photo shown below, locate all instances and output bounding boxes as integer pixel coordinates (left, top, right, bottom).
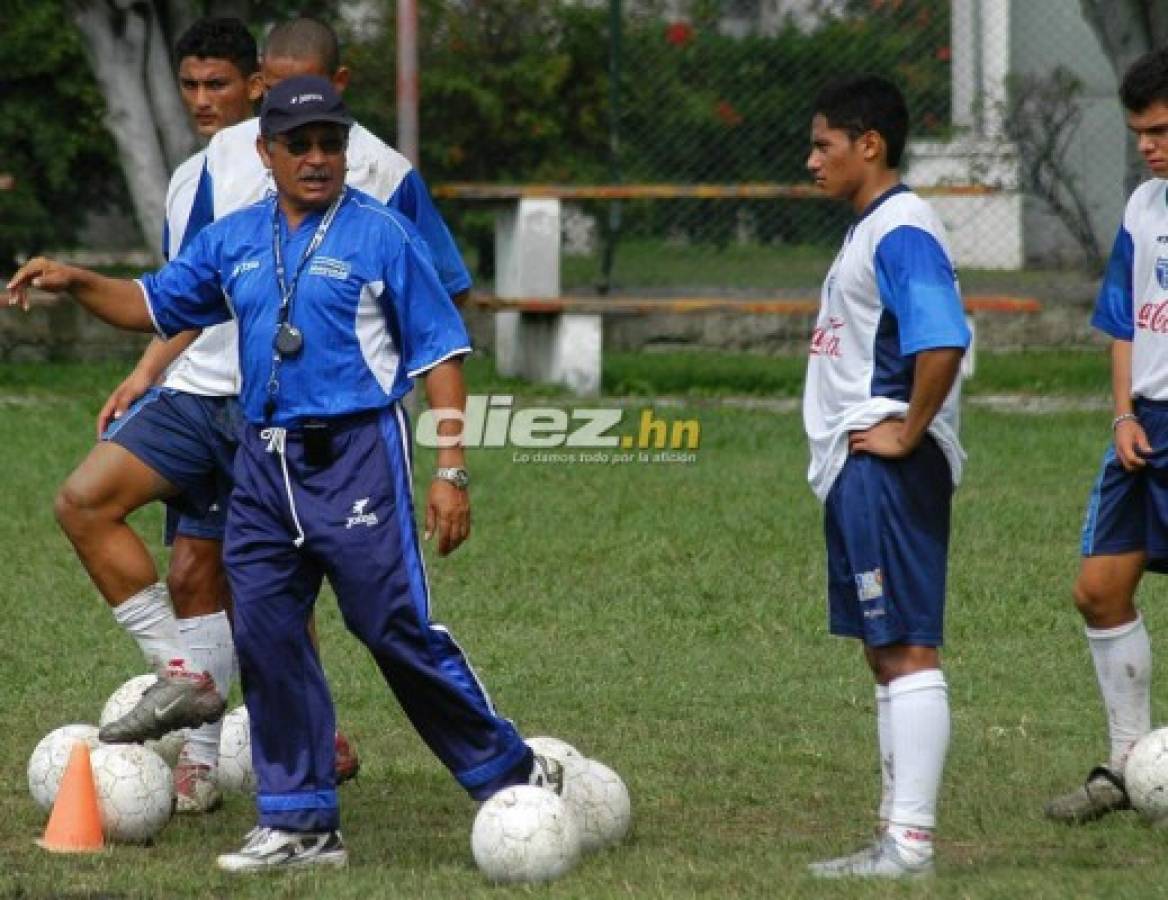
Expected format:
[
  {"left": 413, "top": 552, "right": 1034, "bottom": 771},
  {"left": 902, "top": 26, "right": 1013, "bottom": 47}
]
[{"left": 271, "top": 134, "right": 347, "bottom": 157}]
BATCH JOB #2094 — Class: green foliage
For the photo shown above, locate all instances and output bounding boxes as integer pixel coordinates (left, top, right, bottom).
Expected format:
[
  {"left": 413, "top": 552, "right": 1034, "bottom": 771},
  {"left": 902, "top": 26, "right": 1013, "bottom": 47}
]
[{"left": 0, "top": 0, "right": 126, "bottom": 266}]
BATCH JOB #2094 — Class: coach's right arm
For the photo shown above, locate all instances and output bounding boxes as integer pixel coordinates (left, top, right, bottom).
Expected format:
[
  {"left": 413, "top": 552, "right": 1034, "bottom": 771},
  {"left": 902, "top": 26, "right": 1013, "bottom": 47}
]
[{"left": 7, "top": 257, "right": 155, "bottom": 331}]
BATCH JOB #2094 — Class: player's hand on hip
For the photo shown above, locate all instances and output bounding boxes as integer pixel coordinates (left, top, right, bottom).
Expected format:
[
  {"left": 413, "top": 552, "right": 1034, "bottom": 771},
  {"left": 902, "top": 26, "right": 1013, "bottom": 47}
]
[
  {"left": 96, "top": 370, "right": 154, "bottom": 439},
  {"left": 425, "top": 479, "right": 470, "bottom": 556},
  {"left": 848, "top": 418, "right": 914, "bottom": 459},
  {"left": 1115, "top": 419, "right": 1152, "bottom": 471},
  {"left": 5, "top": 256, "right": 71, "bottom": 311}
]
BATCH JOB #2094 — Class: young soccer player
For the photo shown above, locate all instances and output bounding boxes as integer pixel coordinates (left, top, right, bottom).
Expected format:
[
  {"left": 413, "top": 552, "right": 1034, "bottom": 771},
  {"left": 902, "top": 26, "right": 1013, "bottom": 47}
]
[
  {"left": 801, "top": 74, "right": 970, "bottom": 879},
  {"left": 1045, "top": 47, "right": 1168, "bottom": 825}
]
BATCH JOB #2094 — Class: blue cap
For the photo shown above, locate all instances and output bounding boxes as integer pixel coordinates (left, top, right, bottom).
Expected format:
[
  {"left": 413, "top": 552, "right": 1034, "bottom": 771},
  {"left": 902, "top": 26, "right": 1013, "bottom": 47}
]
[{"left": 260, "top": 75, "right": 353, "bottom": 136}]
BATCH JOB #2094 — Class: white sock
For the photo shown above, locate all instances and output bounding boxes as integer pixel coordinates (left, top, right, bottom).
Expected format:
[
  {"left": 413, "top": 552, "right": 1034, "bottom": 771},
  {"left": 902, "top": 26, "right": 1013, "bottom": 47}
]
[
  {"left": 888, "top": 669, "right": 949, "bottom": 862},
  {"left": 177, "top": 612, "right": 235, "bottom": 769},
  {"left": 112, "top": 582, "right": 187, "bottom": 672},
  {"left": 875, "top": 684, "right": 893, "bottom": 827},
  {"left": 1087, "top": 615, "right": 1152, "bottom": 773}
]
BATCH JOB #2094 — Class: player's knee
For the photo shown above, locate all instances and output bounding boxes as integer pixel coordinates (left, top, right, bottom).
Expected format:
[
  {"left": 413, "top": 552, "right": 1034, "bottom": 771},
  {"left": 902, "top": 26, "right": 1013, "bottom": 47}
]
[
  {"left": 1072, "top": 577, "right": 1128, "bottom": 625},
  {"left": 53, "top": 478, "right": 99, "bottom": 538}
]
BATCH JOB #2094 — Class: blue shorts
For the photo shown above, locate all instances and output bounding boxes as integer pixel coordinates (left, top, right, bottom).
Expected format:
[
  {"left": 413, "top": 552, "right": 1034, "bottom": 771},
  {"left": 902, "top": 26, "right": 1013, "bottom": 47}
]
[
  {"left": 1081, "top": 398, "right": 1168, "bottom": 573},
  {"left": 824, "top": 437, "right": 953, "bottom": 647},
  {"left": 103, "top": 388, "right": 242, "bottom": 543}
]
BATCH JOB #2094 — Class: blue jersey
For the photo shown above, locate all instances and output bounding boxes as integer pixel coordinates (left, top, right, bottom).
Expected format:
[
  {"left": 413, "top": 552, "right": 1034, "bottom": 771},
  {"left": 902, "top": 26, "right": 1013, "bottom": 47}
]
[
  {"left": 803, "top": 185, "right": 970, "bottom": 501},
  {"left": 139, "top": 187, "right": 471, "bottom": 427}
]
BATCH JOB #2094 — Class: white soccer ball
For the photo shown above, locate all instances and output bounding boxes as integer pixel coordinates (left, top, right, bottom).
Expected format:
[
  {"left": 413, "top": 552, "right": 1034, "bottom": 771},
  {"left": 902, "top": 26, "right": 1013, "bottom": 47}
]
[
  {"left": 27, "top": 724, "right": 102, "bottom": 812},
  {"left": 471, "top": 785, "right": 581, "bottom": 883},
  {"left": 217, "top": 705, "right": 255, "bottom": 794},
  {"left": 99, "top": 674, "right": 187, "bottom": 766},
  {"left": 1126, "top": 727, "right": 1168, "bottom": 823},
  {"left": 561, "top": 758, "right": 632, "bottom": 852},
  {"left": 526, "top": 735, "right": 584, "bottom": 765},
  {"left": 90, "top": 743, "right": 174, "bottom": 843}
]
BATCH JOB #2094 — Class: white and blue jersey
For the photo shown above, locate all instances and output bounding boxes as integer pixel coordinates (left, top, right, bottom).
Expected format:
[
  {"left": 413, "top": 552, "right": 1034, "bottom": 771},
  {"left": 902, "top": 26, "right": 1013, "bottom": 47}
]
[
  {"left": 1091, "top": 178, "right": 1168, "bottom": 400},
  {"left": 161, "top": 118, "right": 471, "bottom": 398},
  {"left": 138, "top": 187, "right": 471, "bottom": 427},
  {"left": 802, "top": 185, "right": 971, "bottom": 502}
]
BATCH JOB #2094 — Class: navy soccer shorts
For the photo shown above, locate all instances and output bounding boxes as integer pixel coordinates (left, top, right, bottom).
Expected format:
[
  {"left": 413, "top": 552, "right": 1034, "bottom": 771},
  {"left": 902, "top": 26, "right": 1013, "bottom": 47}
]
[
  {"left": 102, "top": 387, "right": 242, "bottom": 542},
  {"left": 1081, "top": 398, "right": 1168, "bottom": 572},
  {"left": 824, "top": 435, "right": 953, "bottom": 648}
]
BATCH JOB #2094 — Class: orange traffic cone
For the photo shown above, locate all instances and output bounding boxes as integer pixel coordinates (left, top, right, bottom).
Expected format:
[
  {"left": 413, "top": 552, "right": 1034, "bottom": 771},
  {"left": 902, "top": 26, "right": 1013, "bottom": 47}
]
[{"left": 35, "top": 741, "right": 104, "bottom": 853}]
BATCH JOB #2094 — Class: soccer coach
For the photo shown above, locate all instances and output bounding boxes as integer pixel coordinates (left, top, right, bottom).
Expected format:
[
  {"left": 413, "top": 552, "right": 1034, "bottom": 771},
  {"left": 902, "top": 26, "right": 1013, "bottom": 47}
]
[{"left": 7, "top": 76, "right": 548, "bottom": 871}]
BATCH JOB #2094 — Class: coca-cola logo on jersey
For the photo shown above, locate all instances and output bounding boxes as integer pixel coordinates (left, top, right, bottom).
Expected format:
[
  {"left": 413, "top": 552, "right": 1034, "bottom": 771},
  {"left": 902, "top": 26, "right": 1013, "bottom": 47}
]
[
  {"left": 810, "top": 316, "right": 845, "bottom": 357},
  {"left": 1137, "top": 301, "right": 1168, "bottom": 332}
]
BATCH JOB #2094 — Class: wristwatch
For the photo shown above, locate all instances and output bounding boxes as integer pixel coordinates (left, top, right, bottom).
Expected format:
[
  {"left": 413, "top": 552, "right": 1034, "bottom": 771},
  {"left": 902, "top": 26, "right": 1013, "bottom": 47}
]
[{"left": 434, "top": 467, "right": 470, "bottom": 490}]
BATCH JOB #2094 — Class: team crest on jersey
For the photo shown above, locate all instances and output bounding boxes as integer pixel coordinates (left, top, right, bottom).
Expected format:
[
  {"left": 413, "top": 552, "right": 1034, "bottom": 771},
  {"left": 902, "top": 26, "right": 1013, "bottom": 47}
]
[
  {"left": 309, "top": 256, "right": 351, "bottom": 280},
  {"left": 1157, "top": 257, "right": 1168, "bottom": 290},
  {"left": 345, "top": 497, "right": 379, "bottom": 529},
  {"left": 809, "top": 316, "right": 845, "bottom": 358},
  {"left": 855, "top": 568, "right": 884, "bottom": 602}
]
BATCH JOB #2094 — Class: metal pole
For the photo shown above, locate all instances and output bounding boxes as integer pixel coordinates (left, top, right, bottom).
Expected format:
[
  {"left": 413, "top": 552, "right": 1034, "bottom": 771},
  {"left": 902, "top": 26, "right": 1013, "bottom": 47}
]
[
  {"left": 397, "top": 0, "right": 419, "bottom": 166},
  {"left": 600, "top": 0, "right": 622, "bottom": 294}
]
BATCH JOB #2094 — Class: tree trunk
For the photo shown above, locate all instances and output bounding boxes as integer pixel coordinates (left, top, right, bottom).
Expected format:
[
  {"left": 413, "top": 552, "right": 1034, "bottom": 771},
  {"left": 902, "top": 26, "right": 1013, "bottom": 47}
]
[
  {"left": 71, "top": 1, "right": 179, "bottom": 262},
  {"left": 146, "top": 6, "right": 199, "bottom": 170},
  {"left": 1079, "top": 0, "right": 1154, "bottom": 194}
]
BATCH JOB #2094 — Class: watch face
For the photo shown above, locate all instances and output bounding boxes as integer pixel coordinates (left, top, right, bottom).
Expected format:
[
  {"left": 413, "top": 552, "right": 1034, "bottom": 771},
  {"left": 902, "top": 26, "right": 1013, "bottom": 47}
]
[{"left": 439, "top": 468, "right": 469, "bottom": 489}]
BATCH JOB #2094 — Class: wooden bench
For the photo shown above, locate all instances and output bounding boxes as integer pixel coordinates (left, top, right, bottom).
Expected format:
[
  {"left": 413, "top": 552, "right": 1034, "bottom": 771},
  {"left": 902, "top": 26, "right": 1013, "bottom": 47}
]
[{"left": 436, "top": 182, "right": 1019, "bottom": 394}]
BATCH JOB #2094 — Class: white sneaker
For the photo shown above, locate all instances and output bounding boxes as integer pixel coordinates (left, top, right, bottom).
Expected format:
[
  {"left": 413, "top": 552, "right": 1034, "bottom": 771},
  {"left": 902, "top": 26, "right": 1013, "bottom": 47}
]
[
  {"left": 809, "top": 834, "right": 933, "bottom": 879},
  {"left": 216, "top": 826, "right": 348, "bottom": 873}
]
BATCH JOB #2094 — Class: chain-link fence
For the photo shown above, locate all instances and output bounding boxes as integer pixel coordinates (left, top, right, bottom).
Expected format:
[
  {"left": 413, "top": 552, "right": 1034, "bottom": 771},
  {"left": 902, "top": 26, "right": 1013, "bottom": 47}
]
[{"left": 401, "top": 0, "right": 1127, "bottom": 309}]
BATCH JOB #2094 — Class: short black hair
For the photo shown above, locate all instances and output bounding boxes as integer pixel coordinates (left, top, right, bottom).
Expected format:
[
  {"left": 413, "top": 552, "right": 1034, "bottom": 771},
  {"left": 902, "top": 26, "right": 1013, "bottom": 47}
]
[
  {"left": 175, "top": 17, "right": 258, "bottom": 76},
  {"left": 812, "top": 75, "right": 909, "bottom": 168},
  {"left": 1120, "top": 48, "right": 1168, "bottom": 113},
  {"left": 264, "top": 17, "right": 340, "bottom": 74}
]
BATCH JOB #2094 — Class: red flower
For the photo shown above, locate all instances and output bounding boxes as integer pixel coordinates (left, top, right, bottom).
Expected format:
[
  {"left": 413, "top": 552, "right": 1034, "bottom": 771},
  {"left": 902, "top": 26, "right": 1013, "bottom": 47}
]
[
  {"left": 935, "top": 45, "right": 951, "bottom": 62},
  {"left": 666, "top": 21, "right": 694, "bottom": 47},
  {"left": 715, "top": 100, "right": 743, "bottom": 127}
]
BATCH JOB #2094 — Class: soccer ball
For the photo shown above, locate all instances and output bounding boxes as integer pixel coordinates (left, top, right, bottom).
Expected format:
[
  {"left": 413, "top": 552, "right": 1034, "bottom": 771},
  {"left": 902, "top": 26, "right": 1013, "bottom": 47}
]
[
  {"left": 217, "top": 705, "right": 256, "bottom": 793},
  {"left": 27, "top": 724, "right": 102, "bottom": 812},
  {"left": 526, "top": 735, "right": 583, "bottom": 761},
  {"left": 561, "top": 758, "right": 632, "bottom": 852},
  {"left": 90, "top": 743, "right": 174, "bottom": 843},
  {"left": 99, "top": 674, "right": 187, "bottom": 766},
  {"left": 1125, "top": 727, "right": 1168, "bottom": 823},
  {"left": 471, "top": 785, "right": 581, "bottom": 883}
]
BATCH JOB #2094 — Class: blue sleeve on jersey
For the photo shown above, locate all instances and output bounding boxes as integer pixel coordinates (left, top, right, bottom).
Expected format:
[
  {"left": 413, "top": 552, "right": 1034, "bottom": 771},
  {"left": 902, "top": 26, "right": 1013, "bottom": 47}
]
[
  {"left": 874, "top": 226, "right": 971, "bottom": 354},
  {"left": 387, "top": 170, "right": 472, "bottom": 297},
  {"left": 178, "top": 161, "right": 216, "bottom": 256},
  {"left": 380, "top": 223, "right": 471, "bottom": 375},
  {"left": 1090, "top": 226, "right": 1135, "bottom": 340},
  {"left": 140, "top": 224, "right": 231, "bottom": 337}
]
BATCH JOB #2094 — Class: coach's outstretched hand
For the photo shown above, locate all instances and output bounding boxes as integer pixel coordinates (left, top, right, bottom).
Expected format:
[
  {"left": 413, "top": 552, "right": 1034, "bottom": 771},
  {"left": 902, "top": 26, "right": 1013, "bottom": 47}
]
[{"left": 6, "top": 256, "right": 76, "bottom": 311}]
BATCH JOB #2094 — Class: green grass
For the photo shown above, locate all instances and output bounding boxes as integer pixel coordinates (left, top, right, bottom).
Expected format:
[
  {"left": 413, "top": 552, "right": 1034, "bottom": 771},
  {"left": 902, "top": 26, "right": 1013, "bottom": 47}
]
[{"left": 2, "top": 359, "right": 1160, "bottom": 897}]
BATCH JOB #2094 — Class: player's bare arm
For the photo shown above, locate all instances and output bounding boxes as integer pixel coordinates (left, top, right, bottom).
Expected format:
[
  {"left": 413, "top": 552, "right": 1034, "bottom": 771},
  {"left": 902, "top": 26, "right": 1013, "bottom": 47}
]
[
  {"left": 1110, "top": 338, "right": 1151, "bottom": 471},
  {"left": 422, "top": 357, "right": 470, "bottom": 556},
  {"left": 848, "top": 347, "right": 964, "bottom": 458},
  {"left": 7, "top": 257, "right": 154, "bottom": 332},
  {"left": 96, "top": 332, "right": 204, "bottom": 437}
]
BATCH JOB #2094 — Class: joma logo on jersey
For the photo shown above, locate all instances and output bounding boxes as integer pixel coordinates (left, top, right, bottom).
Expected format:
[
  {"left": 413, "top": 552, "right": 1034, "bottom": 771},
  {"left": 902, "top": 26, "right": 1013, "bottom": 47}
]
[
  {"left": 232, "top": 260, "right": 260, "bottom": 277},
  {"left": 809, "top": 316, "right": 845, "bottom": 358},
  {"left": 345, "top": 497, "right": 378, "bottom": 529},
  {"left": 309, "top": 257, "right": 351, "bottom": 280}
]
